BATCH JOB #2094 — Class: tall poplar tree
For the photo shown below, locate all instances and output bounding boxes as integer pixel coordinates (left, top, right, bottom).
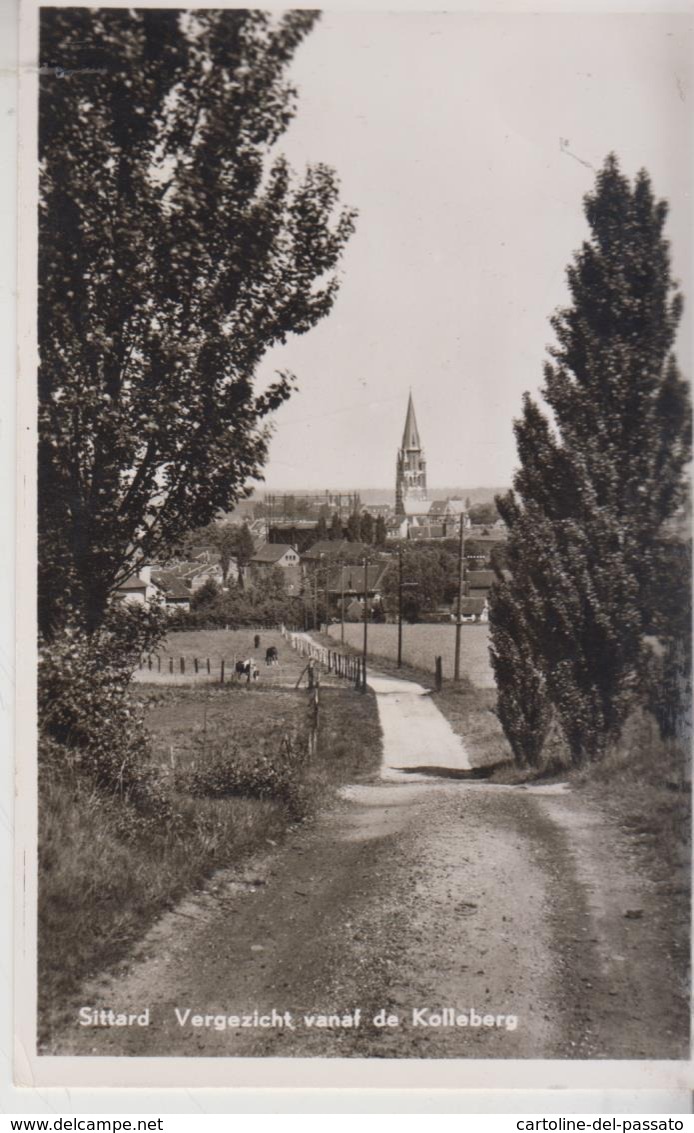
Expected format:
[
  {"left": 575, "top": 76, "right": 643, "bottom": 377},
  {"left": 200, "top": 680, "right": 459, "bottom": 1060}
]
[
  {"left": 490, "top": 155, "right": 690, "bottom": 765},
  {"left": 38, "top": 9, "right": 355, "bottom": 635}
]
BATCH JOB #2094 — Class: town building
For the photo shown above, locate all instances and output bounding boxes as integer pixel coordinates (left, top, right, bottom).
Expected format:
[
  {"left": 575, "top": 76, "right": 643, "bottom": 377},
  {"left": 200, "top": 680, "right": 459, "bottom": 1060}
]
[
  {"left": 248, "top": 542, "right": 301, "bottom": 595},
  {"left": 393, "top": 395, "right": 471, "bottom": 540},
  {"left": 395, "top": 393, "right": 428, "bottom": 517}
]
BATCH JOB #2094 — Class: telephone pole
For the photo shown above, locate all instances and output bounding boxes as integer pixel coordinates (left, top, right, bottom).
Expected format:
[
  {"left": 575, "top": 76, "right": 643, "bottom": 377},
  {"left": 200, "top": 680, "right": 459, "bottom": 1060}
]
[
  {"left": 340, "top": 560, "right": 345, "bottom": 645},
  {"left": 362, "top": 555, "right": 369, "bottom": 692},
  {"left": 397, "top": 545, "right": 403, "bottom": 668},
  {"left": 454, "top": 512, "right": 466, "bottom": 681}
]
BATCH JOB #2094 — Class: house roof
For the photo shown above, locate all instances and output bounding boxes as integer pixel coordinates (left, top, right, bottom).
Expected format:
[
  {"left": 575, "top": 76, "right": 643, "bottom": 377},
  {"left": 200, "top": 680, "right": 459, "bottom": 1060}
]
[
  {"left": 460, "top": 597, "right": 487, "bottom": 616},
  {"left": 251, "top": 542, "right": 296, "bottom": 564},
  {"left": 408, "top": 524, "right": 447, "bottom": 540},
  {"left": 402, "top": 498, "right": 433, "bottom": 517},
  {"left": 302, "top": 540, "right": 374, "bottom": 563},
  {"left": 152, "top": 572, "right": 191, "bottom": 600},
  {"left": 466, "top": 570, "right": 495, "bottom": 589},
  {"left": 117, "top": 575, "right": 149, "bottom": 592},
  {"left": 327, "top": 562, "right": 390, "bottom": 593}
]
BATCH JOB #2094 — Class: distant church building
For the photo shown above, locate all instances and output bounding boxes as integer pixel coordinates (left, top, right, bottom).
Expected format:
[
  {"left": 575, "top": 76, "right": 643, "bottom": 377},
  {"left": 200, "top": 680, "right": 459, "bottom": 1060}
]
[
  {"left": 391, "top": 393, "right": 468, "bottom": 540},
  {"left": 395, "top": 393, "right": 428, "bottom": 516}
]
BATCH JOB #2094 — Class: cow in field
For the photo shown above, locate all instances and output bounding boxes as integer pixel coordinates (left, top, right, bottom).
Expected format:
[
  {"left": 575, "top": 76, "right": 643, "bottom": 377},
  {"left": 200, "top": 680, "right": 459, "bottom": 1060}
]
[
  {"left": 235, "top": 659, "right": 259, "bottom": 683},
  {"left": 265, "top": 646, "right": 279, "bottom": 666}
]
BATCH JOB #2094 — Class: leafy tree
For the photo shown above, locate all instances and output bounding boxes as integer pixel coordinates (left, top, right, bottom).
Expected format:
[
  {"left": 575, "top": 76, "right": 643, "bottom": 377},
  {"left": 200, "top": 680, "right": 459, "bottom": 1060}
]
[
  {"left": 228, "top": 523, "right": 256, "bottom": 590},
  {"left": 190, "top": 578, "right": 221, "bottom": 611},
  {"left": 490, "top": 155, "right": 691, "bottom": 764},
  {"left": 315, "top": 516, "right": 328, "bottom": 541},
  {"left": 346, "top": 512, "right": 362, "bottom": 542},
  {"left": 252, "top": 565, "right": 287, "bottom": 603},
  {"left": 374, "top": 515, "right": 387, "bottom": 546},
  {"left": 38, "top": 9, "right": 355, "bottom": 635},
  {"left": 381, "top": 546, "right": 449, "bottom": 622},
  {"left": 360, "top": 511, "right": 375, "bottom": 544},
  {"left": 329, "top": 512, "right": 343, "bottom": 541},
  {"left": 468, "top": 501, "right": 499, "bottom": 525}
]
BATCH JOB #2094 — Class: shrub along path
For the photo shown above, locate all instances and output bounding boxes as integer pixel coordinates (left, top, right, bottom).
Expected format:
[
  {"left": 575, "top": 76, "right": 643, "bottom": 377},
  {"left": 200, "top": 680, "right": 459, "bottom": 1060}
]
[{"left": 45, "top": 646, "right": 689, "bottom": 1071}]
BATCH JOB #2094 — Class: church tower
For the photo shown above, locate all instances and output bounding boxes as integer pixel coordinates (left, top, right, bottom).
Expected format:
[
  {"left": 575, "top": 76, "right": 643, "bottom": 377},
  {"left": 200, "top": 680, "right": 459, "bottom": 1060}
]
[{"left": 395, "top": 393, "right": 428, "bottom": 516}]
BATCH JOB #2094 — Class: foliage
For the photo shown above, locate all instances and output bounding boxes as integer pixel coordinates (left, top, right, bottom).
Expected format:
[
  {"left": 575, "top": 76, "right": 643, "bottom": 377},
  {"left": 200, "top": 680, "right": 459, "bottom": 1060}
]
[
  {"left": 374, "top": 515, "right": 387, "bottom": 546},
  {"left": 490, "top": 155, "right": 691, "bottom": 765},
  {"left": 191, "top": 520, "right": 255, "bottom": 584},
  {"left": 173, "top": 572, "right": 299, "bottom": 629},
  {"left": 183, "top": 731, "right": 309, "bottom": 818},
  {"left": 346, "top": 512, "right": 362, "bottom": 542},
  {"left": 38, "top": 8, "right": 355, "bottom": 635},
  {"left": 360, "top": 511, "right": 375, "bottom": 543},
  {"left": 381, "top": 544, "right": 459, "bottom": 621},
  {"left": 329, "top": 513, "right": 343, "bottom": 541},
  {"left": 488, "top": 575, "right": 552, "bottom": 769},
  {"left": 190, "top": 578, "right": 221, "bottom": 610},
  {"left": 38, "top": 603, "right": 170, "bottom": 810},
  {"left": 468, "top": 501, "right": 499, "bottom": 525}
]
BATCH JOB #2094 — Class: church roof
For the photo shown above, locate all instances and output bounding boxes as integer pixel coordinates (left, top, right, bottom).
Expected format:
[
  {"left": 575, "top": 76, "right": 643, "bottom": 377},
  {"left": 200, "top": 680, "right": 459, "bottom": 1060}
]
[{"left": 401, "top": 393, "right": 422, "bottom": 451}]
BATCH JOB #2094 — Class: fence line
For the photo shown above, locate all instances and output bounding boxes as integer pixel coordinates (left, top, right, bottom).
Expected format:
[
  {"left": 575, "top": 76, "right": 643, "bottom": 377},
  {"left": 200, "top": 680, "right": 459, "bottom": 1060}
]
[{"left": 281, "top": 625, "right": 366, "bottom": 691}]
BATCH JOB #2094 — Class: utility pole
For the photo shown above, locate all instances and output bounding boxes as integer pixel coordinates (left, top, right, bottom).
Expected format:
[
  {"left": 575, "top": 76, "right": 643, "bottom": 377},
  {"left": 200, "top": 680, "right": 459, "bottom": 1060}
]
[
  {"left": 397, "top": 545, "right": 403, "bottom": 668},
  {"left": 340, "top": 560, "right": 345, "bottom": 646},
  {"left": 362, "top": 554, "right": 369, "bottom": 692},
  {"left": 454, "top": 512, "right": 466, "bottom": 681},
  {"left": 323, "top": 554, "right": 330, "bottom": 632}
]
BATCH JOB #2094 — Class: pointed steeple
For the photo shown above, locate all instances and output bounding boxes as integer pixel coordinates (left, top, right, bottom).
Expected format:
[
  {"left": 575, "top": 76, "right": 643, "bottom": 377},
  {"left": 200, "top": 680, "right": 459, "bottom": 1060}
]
[{"left": 401, "top": 392, "right": 421, "bottom": 450}]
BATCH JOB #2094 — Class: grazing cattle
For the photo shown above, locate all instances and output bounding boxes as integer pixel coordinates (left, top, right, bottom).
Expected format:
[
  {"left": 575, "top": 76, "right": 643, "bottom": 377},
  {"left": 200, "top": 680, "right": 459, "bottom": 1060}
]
[
  {"left": 265, "top": 646, "right": 279, "bottom": 666},
  {"left": 235, "top": 659, "right": 259, "bottom": 683}
]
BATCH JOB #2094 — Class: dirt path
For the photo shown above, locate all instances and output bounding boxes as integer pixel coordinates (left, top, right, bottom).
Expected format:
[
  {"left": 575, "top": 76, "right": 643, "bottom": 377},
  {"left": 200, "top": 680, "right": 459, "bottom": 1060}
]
[{"left": 48, "top": 665, "right": 689, "bottom": 1062}]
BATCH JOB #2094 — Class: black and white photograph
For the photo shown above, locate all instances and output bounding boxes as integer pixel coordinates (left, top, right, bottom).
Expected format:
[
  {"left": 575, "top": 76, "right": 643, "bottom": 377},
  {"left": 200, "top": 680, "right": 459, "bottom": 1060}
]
[{"left": 16, "top": 0, "right": 693, "bottom": 1087}]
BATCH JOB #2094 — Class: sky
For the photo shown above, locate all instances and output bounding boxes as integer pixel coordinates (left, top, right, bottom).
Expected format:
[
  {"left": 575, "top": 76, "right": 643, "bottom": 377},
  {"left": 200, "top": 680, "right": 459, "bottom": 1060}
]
[{"left": 254, "top": 11, "right": 693, "bottom": 493}]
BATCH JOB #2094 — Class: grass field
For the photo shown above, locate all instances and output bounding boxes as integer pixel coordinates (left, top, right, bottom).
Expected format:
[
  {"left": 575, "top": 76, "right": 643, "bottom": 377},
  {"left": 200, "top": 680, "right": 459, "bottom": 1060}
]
[
  {"left": 135, "top": 627, "right": 344, "bottom": 688},
  {"left": 328, "top": 622, "right": 494, "bottom": 688}
]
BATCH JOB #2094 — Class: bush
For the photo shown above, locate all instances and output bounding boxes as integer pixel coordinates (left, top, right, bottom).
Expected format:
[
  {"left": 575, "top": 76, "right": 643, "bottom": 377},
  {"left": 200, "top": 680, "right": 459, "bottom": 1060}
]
[
  {"left": 38, "top": 602, "right": 170, "bottom": 812},
  {"left": 180, "top": 729, "right": 310, "bottom": 818}
]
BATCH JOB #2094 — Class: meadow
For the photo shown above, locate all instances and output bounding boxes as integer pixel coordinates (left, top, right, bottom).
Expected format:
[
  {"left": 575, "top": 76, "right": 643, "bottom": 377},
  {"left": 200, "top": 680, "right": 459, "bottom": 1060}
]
[
  {"left": 134, "top": 627, "right": 344, "bottom": 688},
  {"left": 39, "top": 631, "right": 381, "bottom": 1044},
  {"left": 329, "top": 622, "right": 495, "bottom": 688}
]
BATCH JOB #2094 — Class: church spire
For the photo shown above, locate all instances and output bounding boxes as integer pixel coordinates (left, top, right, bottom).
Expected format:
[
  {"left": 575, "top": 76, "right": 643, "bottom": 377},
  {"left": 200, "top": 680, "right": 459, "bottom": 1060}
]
[
  {"left": 396, "top": 393, "right": 427, "bottom": 517},
  {"left": 401, "top": 392, "right": 421, "bottom": 450}
]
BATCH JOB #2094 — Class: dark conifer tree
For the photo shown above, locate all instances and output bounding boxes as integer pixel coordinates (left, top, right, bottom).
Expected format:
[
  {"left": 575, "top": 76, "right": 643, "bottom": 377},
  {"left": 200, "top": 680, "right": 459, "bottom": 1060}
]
[
  {"left": 329, "top": 512, "right": 343, "bottom": 541},
  {"left": 490, "top": 155, "right": 691, "bottom": 764}
]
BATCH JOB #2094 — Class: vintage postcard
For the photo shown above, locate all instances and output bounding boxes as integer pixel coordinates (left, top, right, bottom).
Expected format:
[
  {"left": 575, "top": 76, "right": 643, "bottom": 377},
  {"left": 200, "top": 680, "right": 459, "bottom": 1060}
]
[{"left": 15, "top": 0, "right": 693, "bottom": 1090}]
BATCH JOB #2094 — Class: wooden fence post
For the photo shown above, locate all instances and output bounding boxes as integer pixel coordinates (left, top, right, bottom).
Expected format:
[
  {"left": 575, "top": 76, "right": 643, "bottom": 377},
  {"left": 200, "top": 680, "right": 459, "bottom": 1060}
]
[
  {"left": 157, "top": 655, "right": 161, "bottom": 672},
  {"left": 180, "top": 657, "right": 185, "bottom": 674},
  {"left": 194, "top": 658, "right": 199, "bottom": 674},
  {"left": 220, "top": 659, "right": 225, "bottom": 684},
  {"left": 435, "top": 655, "right": 443, "bottom": 691},
  {"left": 169, "top": 658, "right": 173, "bottom": 674},
  {"left": 206, "top": 658, "right": 210, "bottom": 674}
]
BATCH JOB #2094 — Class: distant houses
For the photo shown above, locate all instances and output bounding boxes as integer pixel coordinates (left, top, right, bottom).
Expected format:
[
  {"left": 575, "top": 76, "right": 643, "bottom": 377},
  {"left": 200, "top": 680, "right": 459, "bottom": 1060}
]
[
  {"left": 248, "top": 543, "right": 301, "bottom": 595},
  {"left": 113, "top": 565, "right": 159, "bottom": 606}
]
